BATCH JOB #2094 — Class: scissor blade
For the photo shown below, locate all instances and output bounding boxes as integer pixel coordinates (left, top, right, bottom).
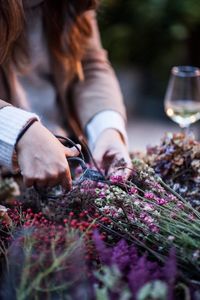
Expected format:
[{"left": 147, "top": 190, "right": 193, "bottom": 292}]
[{"left": 82, "top": 169, "right": 106, "bottom": 182}]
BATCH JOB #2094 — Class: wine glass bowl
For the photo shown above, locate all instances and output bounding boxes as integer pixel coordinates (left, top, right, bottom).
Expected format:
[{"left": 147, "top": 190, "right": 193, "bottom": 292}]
[{"left": 164, "top": 66, "right": 200, "bottom": 130}]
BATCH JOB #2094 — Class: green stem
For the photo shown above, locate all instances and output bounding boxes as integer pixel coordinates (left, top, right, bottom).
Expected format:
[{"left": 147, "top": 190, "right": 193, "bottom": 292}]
[{"left": 157, "top": 176, "right": 200, "bottom": 219}]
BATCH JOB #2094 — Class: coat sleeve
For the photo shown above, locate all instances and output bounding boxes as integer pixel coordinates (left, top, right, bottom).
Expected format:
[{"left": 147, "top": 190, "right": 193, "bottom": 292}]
[
  {"left": 0, "top": 99, "right": 11, "bottom": 110},
  {"left": 0, "top": 104, "right": 39, "bottom": 170},
  {"left": 71, "top": 11, "right": 127, "bottom": 131}
]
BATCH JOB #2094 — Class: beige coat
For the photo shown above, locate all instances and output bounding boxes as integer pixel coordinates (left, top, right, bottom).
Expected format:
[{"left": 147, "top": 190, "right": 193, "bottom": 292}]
[{"left": 0, "top": 4, "right": 126, "bottom": 140}]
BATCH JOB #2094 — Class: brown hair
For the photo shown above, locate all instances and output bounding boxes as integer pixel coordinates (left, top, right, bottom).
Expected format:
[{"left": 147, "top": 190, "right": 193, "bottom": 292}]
[{"left": 0, "top": 0, "right": 97, "bottom": 78}]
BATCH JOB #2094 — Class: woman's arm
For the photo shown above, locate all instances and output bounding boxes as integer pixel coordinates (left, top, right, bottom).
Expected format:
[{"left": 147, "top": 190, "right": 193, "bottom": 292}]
[
  {"left": 72, "top": 11, "right": 127, "bottom": 130},
  {"left": 0, "top": 102, "right": 80, "bottom": 188},
  {"left": 72, "top": 11, "right": 131, "bottom": 177}
]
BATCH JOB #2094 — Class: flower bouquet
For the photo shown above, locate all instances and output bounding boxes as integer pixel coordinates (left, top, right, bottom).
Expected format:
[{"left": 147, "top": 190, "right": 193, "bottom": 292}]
[{"left": 0, "top": 133, "right": 200, "bottom": 300}]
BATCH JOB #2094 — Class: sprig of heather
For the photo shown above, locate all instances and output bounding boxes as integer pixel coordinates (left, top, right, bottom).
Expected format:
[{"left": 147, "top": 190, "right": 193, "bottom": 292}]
[
  {"left": 93, "top": 230, "right": 178, "bottom": 300},
  {"left": 92, "top": 164, "right": 200, "bottom": 277}
]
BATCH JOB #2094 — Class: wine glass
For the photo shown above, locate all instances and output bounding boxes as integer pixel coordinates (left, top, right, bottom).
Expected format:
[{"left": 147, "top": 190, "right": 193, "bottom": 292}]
[{"left": 164, "top": 66, "right": 200, "bottom": 133}]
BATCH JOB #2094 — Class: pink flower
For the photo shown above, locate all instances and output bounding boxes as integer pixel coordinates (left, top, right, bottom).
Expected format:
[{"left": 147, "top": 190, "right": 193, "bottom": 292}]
[
  {"left": 156, "top": 198, "right": 167, "bottom": 206},
  {"left": 149, "top": 224, "right": 159, "bottom": 233},
  {"left": 193, "top": 250, "right": 200, "bottom": 260},
  {"left": 144, "top": 215, "right": 154, "bottom": 224},
  {"left": 177, "top": 203, "right": 184, "bottom": 209},
  {"left": 143, "top": 204, "right": 154, "bottom": 211},
  {"left": 97, "top": 182, "right": 105, "bottom": 188},
  {"left": 144, "top": 192, "right": 155, "bottom": 200},
  {"left": 188, "top": 214, "right": 195, "bottom": 221},
  {"left": 139, "top": 212, "right": 147, "bottom": 220},
  {"left": 168, "top": 236, "right": 175, "bottom": 242},
  {"left": 110, "top": 175, "right": 124, "bottom": 184},
  {"left": 99, "top": 191, "right": 106, "bottom": 198},
  {"left": 168, "top": 194, "right": 177, "bottom": 202},
  {"left": 129, "top": 187, "right": 138, "bottom": 195}
]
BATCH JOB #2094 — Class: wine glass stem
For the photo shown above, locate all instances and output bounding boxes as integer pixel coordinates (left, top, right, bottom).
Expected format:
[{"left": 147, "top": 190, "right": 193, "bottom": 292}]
[{"left": 181, "top": 125, "right": 190, "bottom": 135}]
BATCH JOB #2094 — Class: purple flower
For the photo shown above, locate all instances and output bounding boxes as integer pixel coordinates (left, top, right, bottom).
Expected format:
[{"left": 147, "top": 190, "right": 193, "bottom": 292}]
[
  {"left": 111, "top": 240, "right": 130, "bottom": 272},
  {"left": 93, "top": 234, "right": 177, "bottom": 300},
  {"left": 128, "top": 255, "right": 161, "bottom": 296},
  {"left": 163, "top": 248, "right": 177, "bottom": 284},
  {"left": 93, "top": 230, "right": 112, "bottom": 265},
  {"left": 129, "top": 245, "right": 139, "bottom": 262},
  {"left": 162, "top": 248, "right": 177, "bottom": 300}
]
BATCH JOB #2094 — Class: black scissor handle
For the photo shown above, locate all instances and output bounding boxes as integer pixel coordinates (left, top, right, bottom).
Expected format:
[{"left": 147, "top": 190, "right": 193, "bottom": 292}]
[
  {"left": 67, "top": 157, "right": 87, "bottom": 171},
  {"left": 55, "top": 135, "right": 85, "bottom": 161}
]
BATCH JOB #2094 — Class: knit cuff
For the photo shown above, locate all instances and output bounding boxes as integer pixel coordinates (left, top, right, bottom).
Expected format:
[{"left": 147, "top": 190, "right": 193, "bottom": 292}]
[
  {"left": 86, "top": 110, "right": 128, "bottom": 150},
  {"left": 0, "top": 106, "right": 40, "bottom": 171}
]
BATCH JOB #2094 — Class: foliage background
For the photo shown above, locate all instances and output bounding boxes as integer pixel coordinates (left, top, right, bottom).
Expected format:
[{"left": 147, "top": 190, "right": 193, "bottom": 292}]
[{"left": 98, "top": 0, "right": 200, "bottom": 119}]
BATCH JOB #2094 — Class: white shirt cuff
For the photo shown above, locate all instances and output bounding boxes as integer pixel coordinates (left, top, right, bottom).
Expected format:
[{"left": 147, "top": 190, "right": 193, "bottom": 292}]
[
  {"left": 86, "top": 110, "right": 128, "bottom": 150},
  {"left": 0, "top": 106, "right": 40, "bottom": 171}
]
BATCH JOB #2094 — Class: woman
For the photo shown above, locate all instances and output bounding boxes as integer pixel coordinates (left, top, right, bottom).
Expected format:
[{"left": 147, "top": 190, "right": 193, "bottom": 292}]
[{"left": 0, "top": 0, "right": 130, "bottom": 189}]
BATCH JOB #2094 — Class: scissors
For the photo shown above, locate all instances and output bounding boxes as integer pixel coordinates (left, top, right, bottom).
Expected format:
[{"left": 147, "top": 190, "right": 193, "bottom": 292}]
[
  {"left": 68, "top": 157, "right": 106, "bottom": 185},
  {"left": 56, "top": 135, "right": 106, "bottom": 184},
  {"left": 34, "top": 135, "right": 107, "bottom": 201}
]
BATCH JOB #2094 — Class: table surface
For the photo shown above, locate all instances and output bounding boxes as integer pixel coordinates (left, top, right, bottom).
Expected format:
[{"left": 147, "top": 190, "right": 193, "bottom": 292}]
[{"left": 127, "top": 118, "right": 199, "bottom": 152}]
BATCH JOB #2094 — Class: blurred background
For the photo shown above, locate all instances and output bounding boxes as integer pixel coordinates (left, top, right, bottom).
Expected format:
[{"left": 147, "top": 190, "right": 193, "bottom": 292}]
[{"left": 98, "top": 0, "right": 200, "bottom": 151}]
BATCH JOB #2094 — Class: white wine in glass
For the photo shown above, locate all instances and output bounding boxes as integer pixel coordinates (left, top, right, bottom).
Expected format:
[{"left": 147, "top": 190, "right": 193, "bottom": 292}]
[{"left": 164, "top": 66, "right": 200, "bottom": 131}]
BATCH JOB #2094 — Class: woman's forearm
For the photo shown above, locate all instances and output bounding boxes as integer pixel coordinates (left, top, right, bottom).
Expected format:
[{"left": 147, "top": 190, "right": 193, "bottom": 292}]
[
  {"left": 0, "top": 105, "right": 39, "bottom": 170},
  {"left": 0, "top": 104, "right": 80, "bottom": 189}
]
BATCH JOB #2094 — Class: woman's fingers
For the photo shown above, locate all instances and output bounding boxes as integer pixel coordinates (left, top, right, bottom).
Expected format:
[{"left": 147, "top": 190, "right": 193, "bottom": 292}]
[
  {"left": 59, "top": 161, "right": 72, "bottom": 190},
  {"left": 23, "top": 165, "right": 72, "bottom": 190},
  {"left": 107, "top": 153, "right": 132, "bottom": 180},
  {"left": 92, "top": 144, "right": 106, "bottom": 168},
  {"left": 16, "top": 122, "right": 79, "bottom": 189},
  {"left": 93, "top": 147, "right": 132, "bottom": 180},
  {"left": 92, "top": 129, "right": 132, "bottom": 181},
  {"left": 64, "top": 144, "right": 81, "bottom": 157},
  {"left": 23, "top": 175, "right": 35, "bottom": 188},
  {"left": 22, "top": 155, "right": 73, "bottom": 190}
]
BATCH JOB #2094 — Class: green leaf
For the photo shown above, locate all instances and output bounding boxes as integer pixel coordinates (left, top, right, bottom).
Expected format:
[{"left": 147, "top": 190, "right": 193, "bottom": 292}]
[
  {"left": 137, "top": 280, "right": 168, "bottom": 300},
  {"left": 94, "top": 285, "right": 110, "bottom": 300},
  {"left": 94, "top": 265, "right": 121, "bottom": 289},
  {"left": 119, "top": 289, "right": 132, "bottom": 300}
]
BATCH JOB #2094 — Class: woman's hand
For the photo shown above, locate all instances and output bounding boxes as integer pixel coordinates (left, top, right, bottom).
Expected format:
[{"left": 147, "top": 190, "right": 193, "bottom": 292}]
[
  {"left": 16, "top": 122, "right": 80, "bottom": 189},
  {"left": 92, "top": 129, "right": 132, "bottom": 180}
]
